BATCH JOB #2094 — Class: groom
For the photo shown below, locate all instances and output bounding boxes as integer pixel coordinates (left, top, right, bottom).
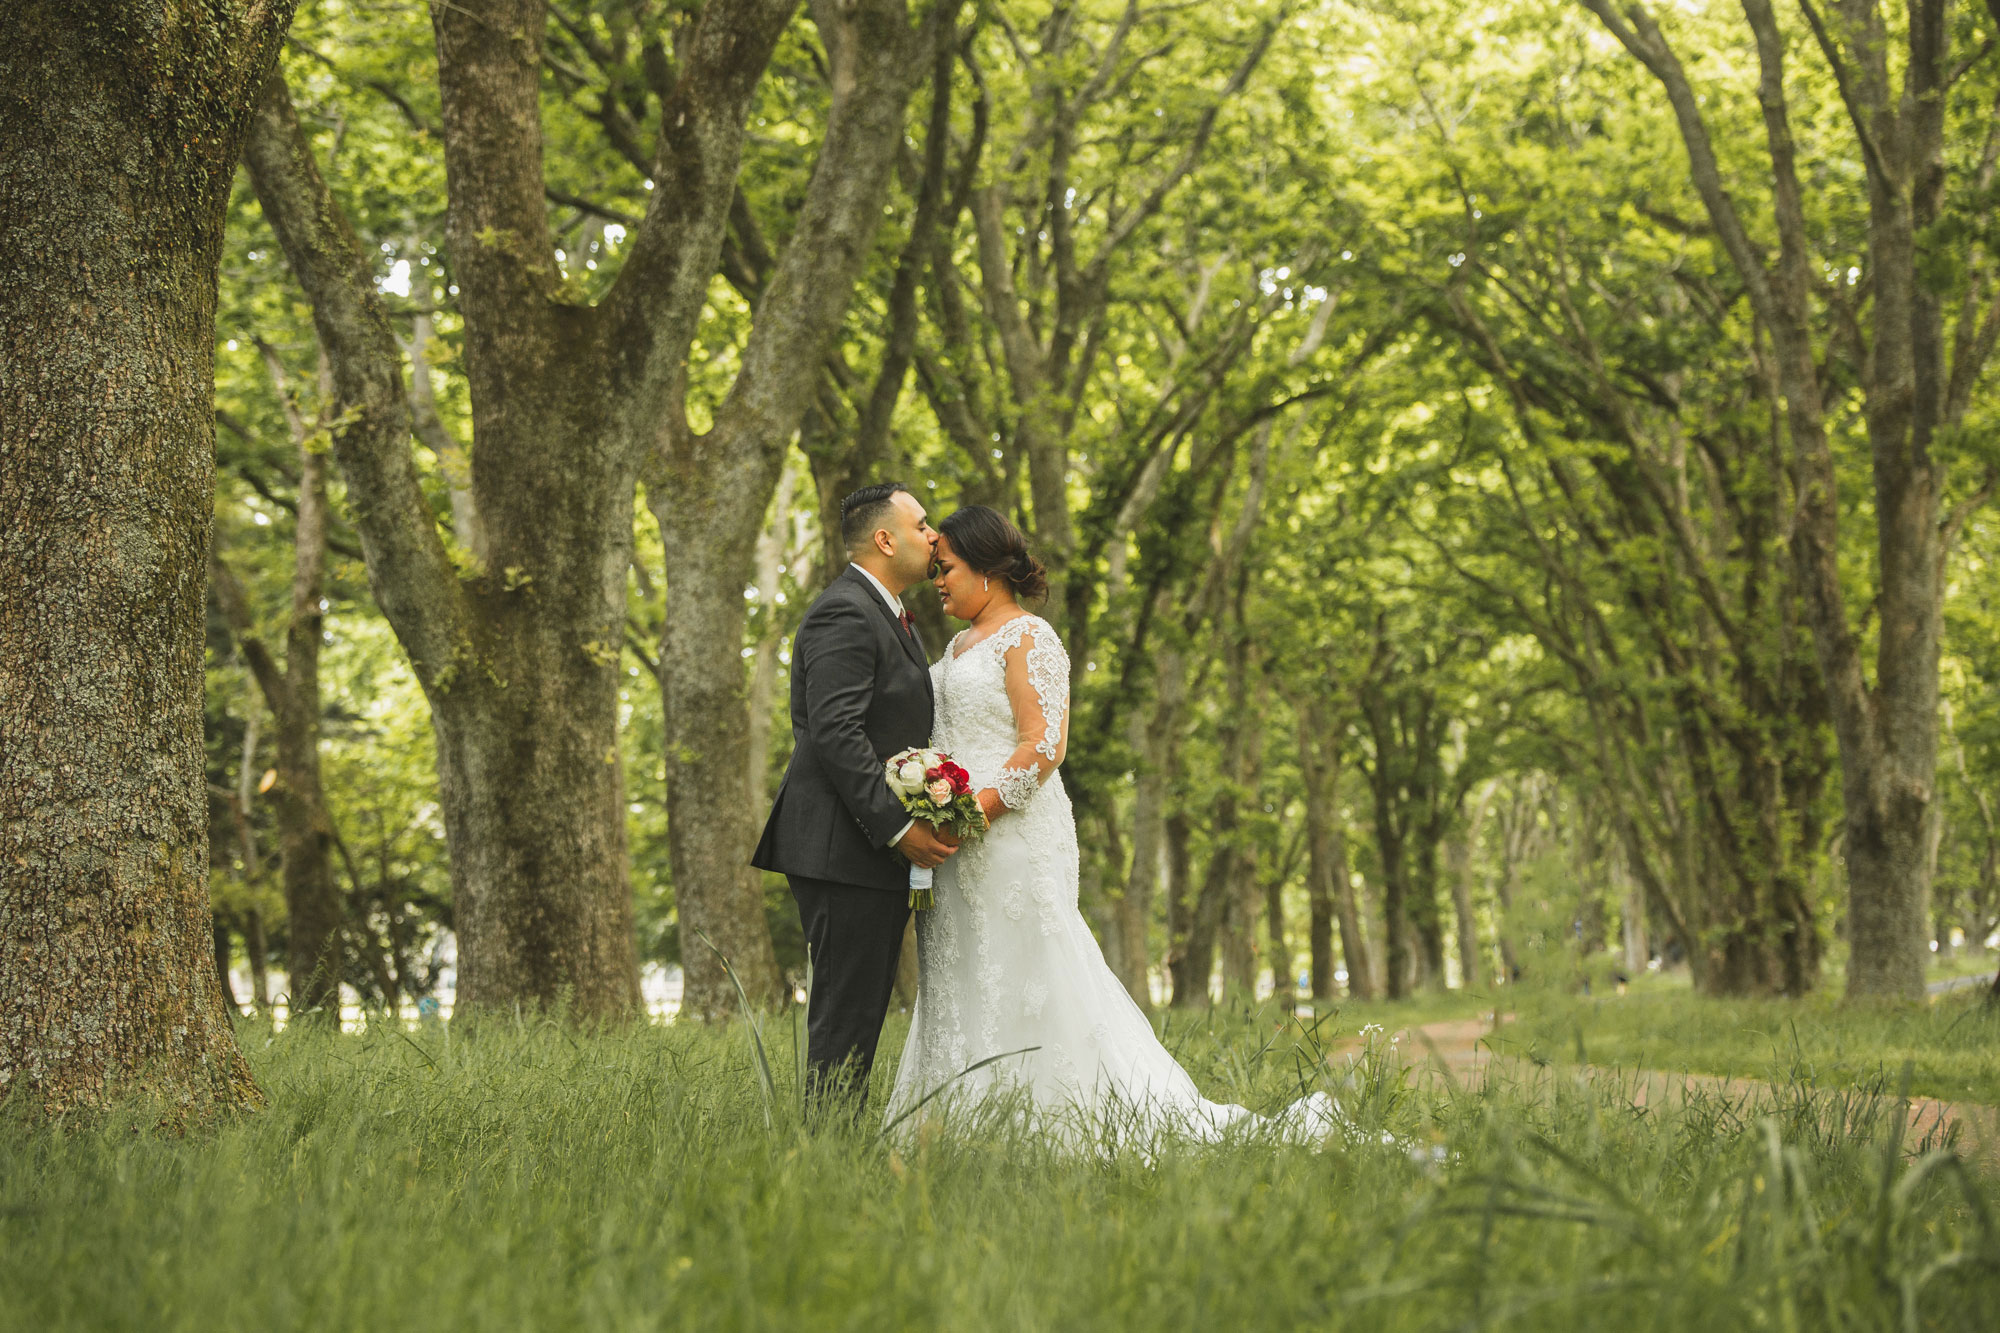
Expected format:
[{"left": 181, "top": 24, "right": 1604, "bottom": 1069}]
[{"left": 751, "top": 482, "right": 958, "bottom": 1113}]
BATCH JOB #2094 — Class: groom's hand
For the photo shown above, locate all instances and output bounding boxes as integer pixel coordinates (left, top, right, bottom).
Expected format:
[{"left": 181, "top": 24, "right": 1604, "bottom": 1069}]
[{"left": 896, "top": 823, "right": 959, "bottom": 869}]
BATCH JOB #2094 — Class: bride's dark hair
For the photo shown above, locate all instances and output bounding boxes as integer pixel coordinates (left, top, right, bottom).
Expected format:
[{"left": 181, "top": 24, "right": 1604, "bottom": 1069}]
[{"left": 937, "top": 506, "right": 1049, "bottom": 603}]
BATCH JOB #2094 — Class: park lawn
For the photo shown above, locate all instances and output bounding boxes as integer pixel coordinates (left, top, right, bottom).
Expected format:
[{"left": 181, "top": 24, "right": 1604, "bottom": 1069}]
[
  {"left": 1505, "top": 976, "right": 2000, "bottom": 1108},
  {"left": 3, "top": 1006, "right": 1996, "bottom": 1331}
]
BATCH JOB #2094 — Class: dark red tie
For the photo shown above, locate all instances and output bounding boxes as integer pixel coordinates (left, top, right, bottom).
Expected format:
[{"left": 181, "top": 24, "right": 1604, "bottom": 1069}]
[{"left": 898, "top": 610, "right": 914, "bottom": 636}]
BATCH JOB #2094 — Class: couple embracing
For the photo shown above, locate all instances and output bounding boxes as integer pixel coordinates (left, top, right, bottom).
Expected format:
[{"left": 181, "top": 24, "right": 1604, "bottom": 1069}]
[{"left": 752, "top": 483, "right": 1334, "bottom": 1146}]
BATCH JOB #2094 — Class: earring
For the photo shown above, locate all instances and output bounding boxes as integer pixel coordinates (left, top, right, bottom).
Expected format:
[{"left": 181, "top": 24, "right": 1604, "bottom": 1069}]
[{"left": 983, "top": 578, "right": 989, "bottom": 591}]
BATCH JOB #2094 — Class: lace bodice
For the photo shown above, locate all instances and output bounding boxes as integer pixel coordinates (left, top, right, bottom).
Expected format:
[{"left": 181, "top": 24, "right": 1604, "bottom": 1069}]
[{"left": 931, "top": 614, "right": 1070, "bottom": 811}]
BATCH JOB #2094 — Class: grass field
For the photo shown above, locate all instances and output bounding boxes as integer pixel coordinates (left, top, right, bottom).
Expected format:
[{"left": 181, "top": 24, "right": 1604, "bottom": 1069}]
[
  {"left": 1494, "top": 970, "right": 2000, "bottom": 1107},
  {"left": 4, "top": 1003, "right": 1998, "bottom": 1331}
]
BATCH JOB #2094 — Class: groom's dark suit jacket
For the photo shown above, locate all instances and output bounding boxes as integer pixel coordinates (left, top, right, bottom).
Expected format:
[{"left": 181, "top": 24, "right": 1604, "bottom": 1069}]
[{"left": 752, "top": 565, "right": 934, "bottom": 893}]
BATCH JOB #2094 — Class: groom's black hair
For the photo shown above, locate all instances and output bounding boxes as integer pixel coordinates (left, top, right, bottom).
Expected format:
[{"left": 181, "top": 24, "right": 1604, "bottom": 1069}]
[{"left": 840, "top": 481, "right": 912, "bottom": 552}]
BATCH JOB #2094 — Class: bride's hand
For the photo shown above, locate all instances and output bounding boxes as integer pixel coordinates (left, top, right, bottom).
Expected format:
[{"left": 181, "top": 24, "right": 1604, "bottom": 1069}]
[{"left": 975, "top": 788, "right": 1003, "bottom": 827}]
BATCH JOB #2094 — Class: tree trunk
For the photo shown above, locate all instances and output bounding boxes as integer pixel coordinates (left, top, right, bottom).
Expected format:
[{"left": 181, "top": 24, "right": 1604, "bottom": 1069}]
[
  {"left": 213, "top": 342, "right": 346, "bottom": 1018},
  {"left": 1263, "top": 862, "right": 1290, "bottom": 1012},
  {"left": 1220, "top": 886, "right": 1259, "bottom": 998},
  {"left": 1450, "top": 783, "right": 1493, "bottom": 990},
  {"left": 1219, "top": 674, "right": 1266, "bottom": 998},
  {"left": 1176, "top": 844, "right": 1230, "bottom": 1009},
  {"left": 243, "top": 59, "right": 662, "bottom": 1021},
  {"left": 1112, "top": 758, "right": 1161, "bottom": 1008},
  {"left": 1112, "top": 647, "right": 1185, "bottom": 1008},
  {"left": 1411, "top": 836, "right": 1448, "bottom": 992},
  {"left": 428, "top": 585, "right": 644, "bottom": 1018},
  {"left": 245, "top": 908, "right": 272, "bottom": 1011},
  {"left": 227, "top": 698, "right": 272, "bottom": 1011},
  {"left": 1298, "top": 699, "right": 1374, "bottom": 1000},
  {"left": 0, "top": 0, "right": 294, "bottom": 1115},
  {"left": 1163, "top": 812, "right": 1200, "bottom": 1005},
  {"left": 650, "top": 0, "right": 955, "bottom": 1021},
  {"left": 1375, "top": 818, "right": 1413, "bottom": 999},
  {"left": 1298, "top": 718, "right": 1340, "bottom": 1002},
  {"left": 1493, "top": 780, "right": 1540, "bottom": 983},
  {"left": 1177, "top": 630, "right": 1256, "bottom": 1007},
  {"left": 746, "top": 466, "right": 802, "bottom": 806},
  {"left": 213, "top": 922, "right": 239, "bottom": 1014},
  {"left": 654, "top": 460, "right": 787, "bottom": 1013},
  {"left": 1619, "top": 853, "right": 1647, "bottom": 977},
  {"left": 263, "top": 457, "right": 344, "bottom": 1018}
]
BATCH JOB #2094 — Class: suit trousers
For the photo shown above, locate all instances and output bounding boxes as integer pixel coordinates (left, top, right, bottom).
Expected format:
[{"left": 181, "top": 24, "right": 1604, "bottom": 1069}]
[{"left": 790, "top": 874, "right": 911, "bottom": 1115}]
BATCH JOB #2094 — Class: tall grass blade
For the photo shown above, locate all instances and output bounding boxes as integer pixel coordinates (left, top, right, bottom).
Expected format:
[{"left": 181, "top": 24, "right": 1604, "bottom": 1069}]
[
  {"left": 693, "top": 927, "right": 776, "bottom": 1130},
  {"left": 876, "top": 1046, "right": 1042, "bottom": 1142}
]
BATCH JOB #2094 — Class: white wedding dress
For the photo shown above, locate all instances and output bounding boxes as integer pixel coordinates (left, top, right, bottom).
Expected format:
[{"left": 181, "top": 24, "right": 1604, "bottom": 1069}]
[{"left": 885, "top": 613, "right": 1335, "bottom": 1148}]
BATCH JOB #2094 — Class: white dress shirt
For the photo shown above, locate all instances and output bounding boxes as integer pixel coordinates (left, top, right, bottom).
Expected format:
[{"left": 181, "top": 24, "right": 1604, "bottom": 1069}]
[
  {"left": 849, "top": 563, "right": 918, "bottom": 849},
  {"left": 849, "top": 562, "right": 906, "bottom": 619}
]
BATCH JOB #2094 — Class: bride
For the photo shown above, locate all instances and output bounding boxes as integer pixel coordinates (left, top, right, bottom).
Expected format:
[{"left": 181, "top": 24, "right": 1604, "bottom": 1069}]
[{"left": 885, "top": 506, "right": 1334, "bottom": 1147}]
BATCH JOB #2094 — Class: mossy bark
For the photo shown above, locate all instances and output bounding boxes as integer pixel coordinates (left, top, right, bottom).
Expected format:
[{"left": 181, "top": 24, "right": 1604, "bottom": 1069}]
[{"left": 0, "top": 1, "right": 296, "bottom": 1116}]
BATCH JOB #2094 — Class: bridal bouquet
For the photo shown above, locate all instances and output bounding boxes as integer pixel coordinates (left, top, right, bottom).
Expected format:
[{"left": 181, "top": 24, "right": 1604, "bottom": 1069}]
[{"left": 884, "top": 747, "right": 982, "bottom": 909}]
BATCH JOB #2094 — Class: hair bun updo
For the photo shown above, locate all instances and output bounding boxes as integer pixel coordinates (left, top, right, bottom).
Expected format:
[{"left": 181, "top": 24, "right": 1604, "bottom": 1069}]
[{"left": 937, "top": 505, "right": 1049, "bottom": 603}]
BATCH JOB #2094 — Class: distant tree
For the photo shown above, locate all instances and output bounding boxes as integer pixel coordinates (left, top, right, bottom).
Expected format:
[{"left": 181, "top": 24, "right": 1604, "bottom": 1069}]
[
  {"left": 210, "top": 343, "right": 345, "bottom": 1019},
  {"left": 1580, "top": 0, "right": 2000, "bottom": 1000}
]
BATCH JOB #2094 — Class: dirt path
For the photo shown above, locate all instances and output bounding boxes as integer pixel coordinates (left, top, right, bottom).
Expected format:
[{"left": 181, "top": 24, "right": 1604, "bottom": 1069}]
[{"left": 1331, "top": 1014, "right": 2000, "bottom": 1167}]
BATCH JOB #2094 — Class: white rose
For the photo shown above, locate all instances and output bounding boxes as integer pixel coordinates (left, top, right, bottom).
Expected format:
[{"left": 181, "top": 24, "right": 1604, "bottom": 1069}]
[{"left": 896, "top": 760, "right": 927, "bottom": 794}]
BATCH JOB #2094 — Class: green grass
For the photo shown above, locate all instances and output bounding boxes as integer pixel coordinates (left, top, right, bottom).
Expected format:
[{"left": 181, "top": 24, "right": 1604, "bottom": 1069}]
[
  {"left": 1499, "top": 974, "right": 2000, "bottom": 1107},
  {"left": 3, "top": 1005, "right": 1996, "bottom": 1331}
]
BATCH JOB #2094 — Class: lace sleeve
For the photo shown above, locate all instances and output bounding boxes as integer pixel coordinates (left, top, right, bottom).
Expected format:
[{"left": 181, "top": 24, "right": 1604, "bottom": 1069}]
[{"left": 991, "top": 617, "right": 1071, "bottom": 812}]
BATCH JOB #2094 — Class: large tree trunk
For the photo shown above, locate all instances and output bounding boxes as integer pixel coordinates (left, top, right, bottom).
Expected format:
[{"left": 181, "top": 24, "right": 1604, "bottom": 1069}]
[
  {"left": 245, "top": 67, "right": 645, "bottom": 1018},
  {"left": 654, "top": 459, "right": 786, "bottom": 1012},
  {"left": 652, "top": 0, "right": 954, "bottom": 1020},
  {"left": 0, "top": 0, "right": 294, "bottom": 1115},
  {"left": 428, "top": 563, "right": 644, "bottom": 1018}
]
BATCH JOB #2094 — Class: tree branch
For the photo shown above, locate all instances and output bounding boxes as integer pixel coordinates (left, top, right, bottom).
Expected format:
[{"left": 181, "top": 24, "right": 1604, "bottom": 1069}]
[
  {"left": 1576, "top": 0, "right": 1781, "bottom": 330},
  {"left": 704, "top": 0, "right": 954, "bottom": 464},
  {"left": 209, "top": 551, "right": 288, "bottom": 714},
  {"left": 599, "top": 0, "right": 799, "bottom": 403},
  {"left": 242, "top": 73, "right": 473, "bottom": 690},
  {"left": 1794, "top": 0, "right": 1891, "bottom": 186},
  {"left": 1086, "top": 6, "right": 1287, "bottom": 284},
  {"left": 545, "top": 186, "right": 641, "bottom": 228}
]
